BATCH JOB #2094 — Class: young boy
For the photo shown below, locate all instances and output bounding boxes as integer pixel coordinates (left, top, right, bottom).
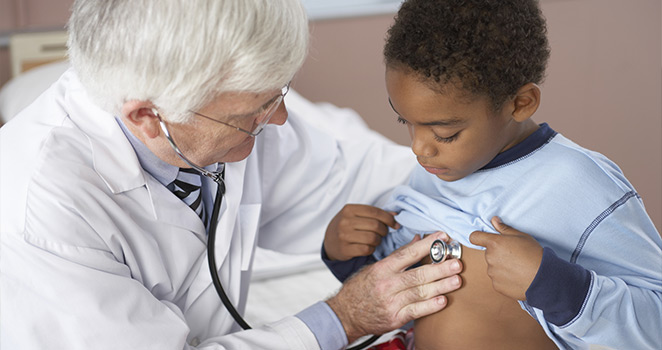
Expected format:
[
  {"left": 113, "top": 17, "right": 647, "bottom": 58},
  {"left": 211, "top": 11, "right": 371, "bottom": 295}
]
[{"left": 322, "top": 0, "right": 662, "bottom": 349}]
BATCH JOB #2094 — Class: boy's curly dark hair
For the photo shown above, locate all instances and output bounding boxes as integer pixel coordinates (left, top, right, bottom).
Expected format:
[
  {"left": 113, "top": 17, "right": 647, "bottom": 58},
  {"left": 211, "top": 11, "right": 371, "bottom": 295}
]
[{"left": 384, "top": 0, "right": 550, "bottom": 110}]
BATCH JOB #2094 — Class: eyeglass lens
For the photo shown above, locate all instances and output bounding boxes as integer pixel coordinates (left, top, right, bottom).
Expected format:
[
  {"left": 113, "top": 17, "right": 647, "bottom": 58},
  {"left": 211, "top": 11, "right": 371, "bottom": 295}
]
[{"left": 252, "top": 84, "right": 290, "bottom": 135}]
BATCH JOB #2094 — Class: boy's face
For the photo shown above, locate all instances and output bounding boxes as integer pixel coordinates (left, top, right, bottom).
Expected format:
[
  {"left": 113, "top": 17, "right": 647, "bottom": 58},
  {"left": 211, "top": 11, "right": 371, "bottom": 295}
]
[{"left": 386, "top": 68, "right": 526, "bottom": 182}]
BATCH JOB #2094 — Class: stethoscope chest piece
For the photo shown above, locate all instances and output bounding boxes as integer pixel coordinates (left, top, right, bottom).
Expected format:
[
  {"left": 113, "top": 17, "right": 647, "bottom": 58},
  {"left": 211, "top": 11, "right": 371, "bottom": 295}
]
[{"left": 430, "top": 239, "right": 462, "bottom": 263}]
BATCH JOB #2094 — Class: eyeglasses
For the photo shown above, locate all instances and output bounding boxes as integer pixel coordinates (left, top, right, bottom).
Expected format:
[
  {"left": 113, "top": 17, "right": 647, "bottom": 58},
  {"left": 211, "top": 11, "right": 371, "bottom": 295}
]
[
  {"left": 155, "top": 82, "right": 290, "bottom": 182},
  {"left": 190, "top": 82, "right": 290, "bottom": 137}
]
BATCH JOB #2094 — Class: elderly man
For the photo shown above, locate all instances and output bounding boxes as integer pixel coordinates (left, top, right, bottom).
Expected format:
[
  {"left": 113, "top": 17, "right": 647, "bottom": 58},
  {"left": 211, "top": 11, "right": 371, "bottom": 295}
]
[{"left": 0, "top": 0, "right": 462, "bottom": 349}]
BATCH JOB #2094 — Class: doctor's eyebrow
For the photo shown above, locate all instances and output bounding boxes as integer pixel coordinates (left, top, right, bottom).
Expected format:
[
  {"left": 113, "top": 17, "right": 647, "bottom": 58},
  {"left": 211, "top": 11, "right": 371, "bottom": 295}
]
[{"left": 388, "top": 98, "right": 464, "bottom": 127}]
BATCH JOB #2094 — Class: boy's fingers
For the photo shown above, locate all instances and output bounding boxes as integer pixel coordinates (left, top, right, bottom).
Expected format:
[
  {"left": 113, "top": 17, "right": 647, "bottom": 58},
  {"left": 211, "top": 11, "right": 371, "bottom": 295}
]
[
  {"left": 349, "top": 231, "right": 384, "bottom": 247},
  {"left": 469, "top": 230, "right": 494, "bottom": 247},
  {"left": 348, "top": 218, "right": 390, "bottom": 237},
  {"left": 354, "top": 205, "right": 400, "bottom": 230},
  {"left": 491, "top": 216, "right": 527, "bottom": 237},
  {"left": 387, "top": 211, "right": 402, "bottom": 229}
]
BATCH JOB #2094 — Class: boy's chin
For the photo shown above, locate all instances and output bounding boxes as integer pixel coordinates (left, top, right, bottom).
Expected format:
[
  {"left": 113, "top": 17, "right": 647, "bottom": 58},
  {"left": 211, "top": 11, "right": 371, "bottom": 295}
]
[{"left": 434, "top": 171, "right": 471, "bottom": 182}]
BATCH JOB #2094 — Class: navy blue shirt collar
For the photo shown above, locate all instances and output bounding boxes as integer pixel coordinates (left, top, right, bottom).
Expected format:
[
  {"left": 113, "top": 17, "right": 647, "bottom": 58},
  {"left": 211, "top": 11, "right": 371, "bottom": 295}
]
[{"left": 480, "top": 123, "right": 557, "bottom": 170}]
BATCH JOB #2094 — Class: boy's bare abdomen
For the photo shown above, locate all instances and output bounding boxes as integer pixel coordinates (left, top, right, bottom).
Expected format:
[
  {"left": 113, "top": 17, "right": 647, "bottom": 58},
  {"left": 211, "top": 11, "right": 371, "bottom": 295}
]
[{"left": 414, "top": 245, "right": 558, "bottom": 350}]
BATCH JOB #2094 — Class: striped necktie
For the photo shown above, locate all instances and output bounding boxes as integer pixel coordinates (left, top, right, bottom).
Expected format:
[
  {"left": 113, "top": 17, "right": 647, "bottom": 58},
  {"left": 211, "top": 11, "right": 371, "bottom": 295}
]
[{"left": 172, "top": 168, "right": 205, "bottom": 222}]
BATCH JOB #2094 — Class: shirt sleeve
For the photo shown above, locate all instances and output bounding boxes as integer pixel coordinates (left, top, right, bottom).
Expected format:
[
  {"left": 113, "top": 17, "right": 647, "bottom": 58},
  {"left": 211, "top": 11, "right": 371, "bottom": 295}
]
[
  {"left": 525, "top": 195, "right": 662, "bottom": 349},
  {"left": 296, "top": 301, "right": 348, "bottom": 350},
  {"left": 525, "top": 247, "right": 592, "bottom": 325}
]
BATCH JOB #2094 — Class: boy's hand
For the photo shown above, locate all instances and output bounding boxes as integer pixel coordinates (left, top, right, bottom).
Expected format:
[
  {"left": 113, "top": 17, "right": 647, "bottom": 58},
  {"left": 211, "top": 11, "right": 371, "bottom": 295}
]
[
  {"left": 469, "top": 216, "right": 543, "bottom": 301},
  {"left": 323, "top": 204, "right": 400, "bottom": 261}
]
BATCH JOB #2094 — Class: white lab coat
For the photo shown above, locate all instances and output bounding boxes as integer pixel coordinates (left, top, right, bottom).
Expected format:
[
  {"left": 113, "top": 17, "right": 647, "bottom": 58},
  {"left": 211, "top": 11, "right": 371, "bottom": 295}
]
[{"left": 0, "top": 70, "right": 416, "bottom": 349}]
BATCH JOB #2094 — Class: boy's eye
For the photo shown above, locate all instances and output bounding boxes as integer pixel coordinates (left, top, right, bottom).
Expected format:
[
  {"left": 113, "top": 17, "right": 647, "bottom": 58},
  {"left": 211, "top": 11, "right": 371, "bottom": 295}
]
[
  {"left": 397, "top": 116, "right": 409, "bottom": 125},
  {"left": 434, "top": 132, "right": 459, "bottom": 143}
]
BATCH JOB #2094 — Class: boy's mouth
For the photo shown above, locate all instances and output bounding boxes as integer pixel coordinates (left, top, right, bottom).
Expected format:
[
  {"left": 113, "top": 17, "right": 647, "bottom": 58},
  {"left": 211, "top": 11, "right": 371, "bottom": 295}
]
[{"left": 420, "top": 163, "right": 450, "bottom": 176}]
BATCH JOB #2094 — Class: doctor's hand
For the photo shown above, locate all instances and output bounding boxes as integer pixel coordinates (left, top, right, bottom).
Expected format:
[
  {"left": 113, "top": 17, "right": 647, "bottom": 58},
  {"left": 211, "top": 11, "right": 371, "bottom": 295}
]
[
  {"left": 323, "top": 204, "right": 400, "bottom": 261},
  {"left": 470, "top": 216, "right": 543, "bottom": 301},
  {"left": 326, "top": 233, "right": 463, "bottom": 344}
]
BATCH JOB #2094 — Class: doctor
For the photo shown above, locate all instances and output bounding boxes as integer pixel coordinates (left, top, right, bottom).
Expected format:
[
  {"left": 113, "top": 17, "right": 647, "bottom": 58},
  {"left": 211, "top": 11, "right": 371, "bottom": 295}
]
[{"left": 0, "top": 0, "right": 462, "bottom": 349}]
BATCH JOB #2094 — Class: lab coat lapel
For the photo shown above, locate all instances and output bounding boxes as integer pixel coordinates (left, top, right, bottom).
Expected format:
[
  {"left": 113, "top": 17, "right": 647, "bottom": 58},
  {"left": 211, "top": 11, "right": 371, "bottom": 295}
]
[
  {"left": 213, "top": 161, "right": 247, "bottom": 266},
  {"left": 147, "top": 175, "right": 207, "bottom": 238},
  {"left": 185, "top": 160, "right": 252, "bottom": 306}
]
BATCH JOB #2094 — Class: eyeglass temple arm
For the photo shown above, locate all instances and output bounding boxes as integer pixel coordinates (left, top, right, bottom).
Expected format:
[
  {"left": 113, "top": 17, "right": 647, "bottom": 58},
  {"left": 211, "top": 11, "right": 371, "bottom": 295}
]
[{"left": 155, "top": 111, "right": 225, "bottom": 185}]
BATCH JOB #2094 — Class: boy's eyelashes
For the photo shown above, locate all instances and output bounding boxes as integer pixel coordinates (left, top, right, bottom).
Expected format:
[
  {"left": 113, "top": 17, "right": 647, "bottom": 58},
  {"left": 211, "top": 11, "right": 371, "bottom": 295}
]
[
  {"left": 434, "top": 132, "right": 459, "bottom": 143},
  {"left": 396, "top": 116, "right": 460, "bottom": 143}
]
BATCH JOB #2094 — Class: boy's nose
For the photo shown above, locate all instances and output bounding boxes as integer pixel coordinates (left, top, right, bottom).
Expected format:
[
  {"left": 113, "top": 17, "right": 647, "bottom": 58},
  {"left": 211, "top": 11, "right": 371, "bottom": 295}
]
[{"left": 410, "top": 131, "right": 437, "bottom": 158}]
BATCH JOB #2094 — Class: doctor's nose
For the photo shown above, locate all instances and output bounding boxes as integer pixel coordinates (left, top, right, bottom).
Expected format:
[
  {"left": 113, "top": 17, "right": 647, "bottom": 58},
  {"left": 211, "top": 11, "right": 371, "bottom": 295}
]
[{"left": 268, "top": 102, "right": 288, "bottom": 126}]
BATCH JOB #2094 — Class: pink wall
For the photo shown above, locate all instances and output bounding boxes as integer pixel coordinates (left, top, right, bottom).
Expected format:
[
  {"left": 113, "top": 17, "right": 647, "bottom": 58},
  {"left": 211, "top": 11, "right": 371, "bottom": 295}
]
[
  {"left": 0, "top": 0, "right": 660, "bottom": 230},
  {"left": 0, "top": 0, "right": 70, "bottom": 28}
]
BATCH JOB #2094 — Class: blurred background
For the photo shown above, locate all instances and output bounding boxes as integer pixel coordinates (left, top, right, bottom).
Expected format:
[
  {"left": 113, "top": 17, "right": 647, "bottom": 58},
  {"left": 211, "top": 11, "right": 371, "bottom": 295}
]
[{"left": 0, "top": 0, "right": 659, "bottom": 230}]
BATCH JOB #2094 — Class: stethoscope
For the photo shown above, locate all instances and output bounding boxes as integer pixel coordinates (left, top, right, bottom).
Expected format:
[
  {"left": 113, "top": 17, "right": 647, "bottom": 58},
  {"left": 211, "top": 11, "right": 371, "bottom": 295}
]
[
  {"left": 157, "top": 111, "right": 461, "bottom": 349},
  {"left": 157, "top": 112, "right": 251, "bottom": 330},
  {"left": 429, "top": 239, "right": 462, "bottom": 263}
]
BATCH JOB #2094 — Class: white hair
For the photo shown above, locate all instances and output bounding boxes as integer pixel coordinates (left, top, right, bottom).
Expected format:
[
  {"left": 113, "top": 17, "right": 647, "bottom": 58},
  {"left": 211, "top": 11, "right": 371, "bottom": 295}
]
[{"left": 67, "top": 0, "right": 309, "bottom": 122}]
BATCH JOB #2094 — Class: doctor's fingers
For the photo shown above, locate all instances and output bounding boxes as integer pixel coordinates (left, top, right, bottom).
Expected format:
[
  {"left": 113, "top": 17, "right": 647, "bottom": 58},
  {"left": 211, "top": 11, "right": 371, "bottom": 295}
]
[
  {"left": 382, "top": 261, "right": 462, "bottom": 326},
  {"left": 380, "top": 232, "right": 449, "bottom": 273},
  {"left": 395, "top": 259, "right": 463, "bottom": 295},
  {"left": 394, "top": 290, "right": 450, "bottom": 325}
]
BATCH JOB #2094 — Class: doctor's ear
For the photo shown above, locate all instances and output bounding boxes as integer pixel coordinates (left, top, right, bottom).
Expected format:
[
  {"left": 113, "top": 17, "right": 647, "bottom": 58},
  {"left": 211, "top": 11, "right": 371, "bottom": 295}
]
[
  {"left": 121, "top": 101, "right": 161, "bottom": 139},
  {"left": 510, "top": 83, "right": 541, "bottom": 123}
]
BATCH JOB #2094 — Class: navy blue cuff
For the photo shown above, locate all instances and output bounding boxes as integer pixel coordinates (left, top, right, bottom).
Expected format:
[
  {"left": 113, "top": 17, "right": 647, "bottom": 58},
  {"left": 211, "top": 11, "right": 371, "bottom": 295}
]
[
  {"left": 321, "top": 245, "right": 376, "bottom": 282},
  {"left": 525, "top": 247, "right": 592, "bottom": 326}
]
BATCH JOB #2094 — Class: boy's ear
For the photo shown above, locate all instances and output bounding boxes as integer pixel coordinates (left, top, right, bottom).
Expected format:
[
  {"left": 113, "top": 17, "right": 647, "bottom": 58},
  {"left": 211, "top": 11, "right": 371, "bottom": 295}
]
[
  {"left": 121, "top": 101, "right": 161, "bottom": 139},
  {"left": 511, "top": 83, "right": 541, "bottom": 122}
]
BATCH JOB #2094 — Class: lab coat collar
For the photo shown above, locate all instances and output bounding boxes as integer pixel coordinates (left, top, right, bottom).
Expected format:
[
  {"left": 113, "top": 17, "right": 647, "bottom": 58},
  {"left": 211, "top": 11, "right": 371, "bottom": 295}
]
[{"left": 62, "top": 70, "right": 145, "bottom": 194}]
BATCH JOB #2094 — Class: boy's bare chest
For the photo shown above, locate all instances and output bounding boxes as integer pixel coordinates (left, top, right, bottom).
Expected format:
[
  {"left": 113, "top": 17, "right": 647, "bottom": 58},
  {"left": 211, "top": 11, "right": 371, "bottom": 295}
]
[{"left": 414, "top": 246, "right": 558, "bottom": 350}]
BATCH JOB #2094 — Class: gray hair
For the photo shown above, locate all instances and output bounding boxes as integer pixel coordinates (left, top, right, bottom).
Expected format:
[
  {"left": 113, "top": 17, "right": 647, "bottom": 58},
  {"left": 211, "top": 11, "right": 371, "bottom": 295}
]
[{"left": 67, "top": 0, "right": 309, "bottom": 122}]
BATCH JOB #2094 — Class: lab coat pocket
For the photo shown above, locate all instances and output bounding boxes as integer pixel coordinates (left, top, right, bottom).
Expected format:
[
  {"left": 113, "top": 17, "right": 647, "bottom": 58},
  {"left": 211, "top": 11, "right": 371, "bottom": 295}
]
[{"left": 239, "top": 204, "right": 261, "bottom": 271}]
